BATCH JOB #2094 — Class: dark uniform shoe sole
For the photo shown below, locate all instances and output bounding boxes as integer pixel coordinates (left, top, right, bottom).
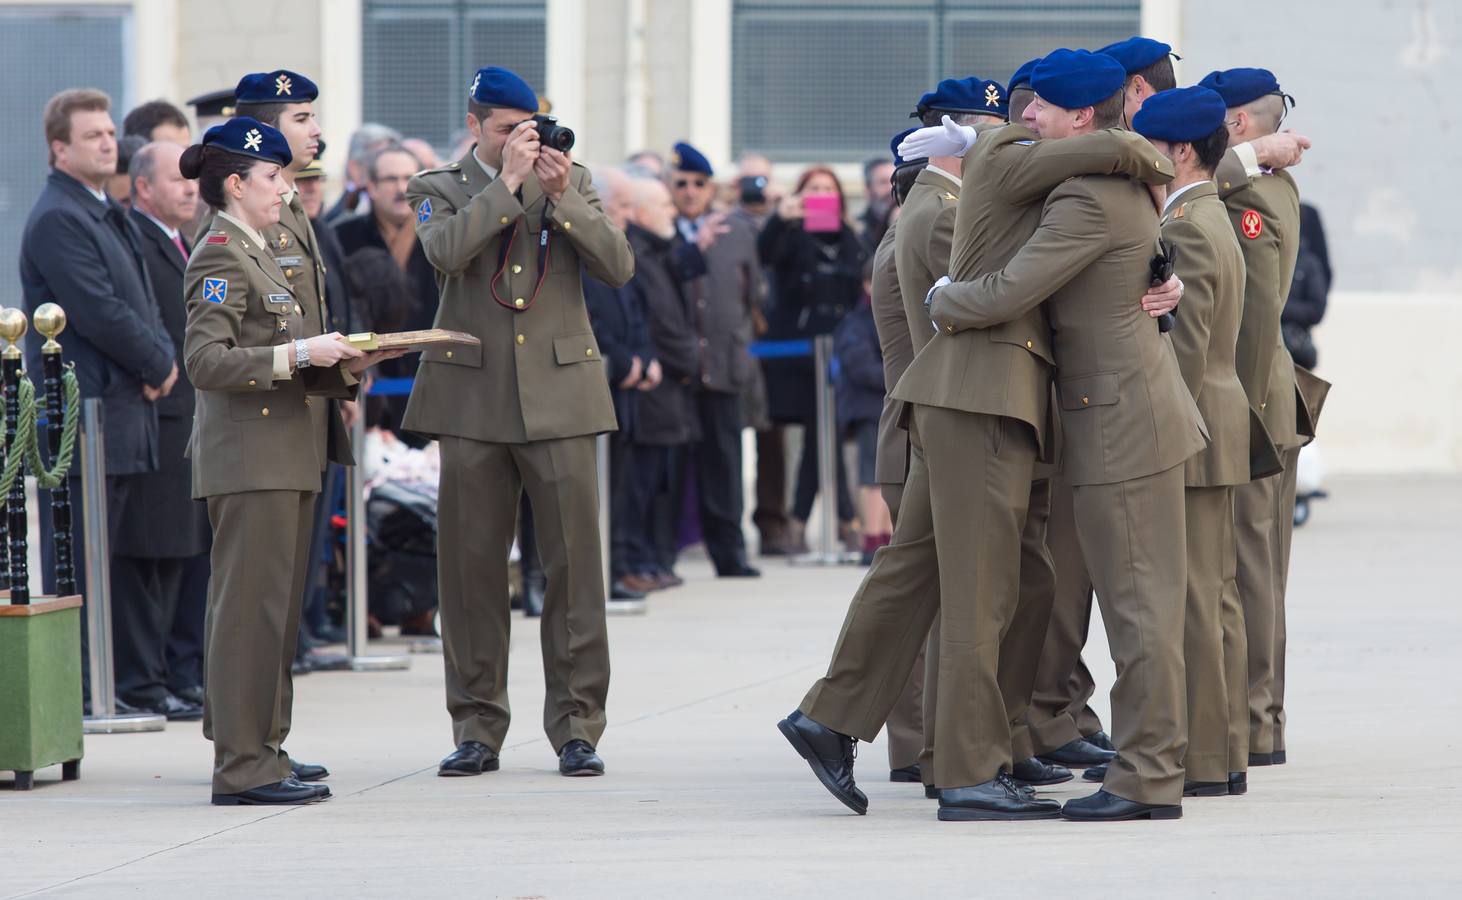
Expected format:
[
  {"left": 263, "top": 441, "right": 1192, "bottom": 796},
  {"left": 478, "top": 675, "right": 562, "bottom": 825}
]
[
  {"left": 777, "top": 718, "right": 867, "bottom": 816},
  {"left": 438, "top": 759, "right": 501, "bottom": 777},
  {"left": 562, "top": 767, "right": 604, "bottom": 777},
  {"left": 1062, "top": 804, "right": 1182, "bottom": 821},
  {"left": 938, "top": 806, "right": 1062, "bottom": 822},
  {"left": 890, "top": 765, "right": 921, "bottom": 783}
]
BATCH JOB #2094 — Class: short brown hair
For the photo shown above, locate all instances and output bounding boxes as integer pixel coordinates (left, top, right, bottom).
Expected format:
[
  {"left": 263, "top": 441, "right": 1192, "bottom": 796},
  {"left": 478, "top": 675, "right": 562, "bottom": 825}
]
[
  {"left": 44, "top": 88, "right": 111, "bottom": 165},
  {"left": 1091, "top": 89, "right": 1125, "bottom": 130},
  {"left": 234, "top": 100, "right": 289, "bottom": 127}
]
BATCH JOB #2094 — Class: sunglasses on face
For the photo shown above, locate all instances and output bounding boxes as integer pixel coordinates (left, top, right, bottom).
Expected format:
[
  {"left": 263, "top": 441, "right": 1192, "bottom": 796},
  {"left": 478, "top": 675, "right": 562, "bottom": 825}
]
[{"left": 673, "top": 177, "right": 707, "bottom": 189}]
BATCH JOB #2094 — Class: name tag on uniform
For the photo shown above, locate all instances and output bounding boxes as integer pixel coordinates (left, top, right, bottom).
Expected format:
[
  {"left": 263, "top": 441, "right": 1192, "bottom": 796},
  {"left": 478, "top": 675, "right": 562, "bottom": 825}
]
[
  {"left": 265, "top": 293, "right": 293, "bottom": 313},
  {"left": 274, "top": 255, "right": 303, "bottom": 267}
]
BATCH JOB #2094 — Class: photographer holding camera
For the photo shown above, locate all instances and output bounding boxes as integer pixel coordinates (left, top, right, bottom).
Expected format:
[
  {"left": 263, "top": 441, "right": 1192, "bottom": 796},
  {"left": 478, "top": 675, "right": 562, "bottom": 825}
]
[{"left": 403, "top": 66, "right": 634, "bottom": 779}]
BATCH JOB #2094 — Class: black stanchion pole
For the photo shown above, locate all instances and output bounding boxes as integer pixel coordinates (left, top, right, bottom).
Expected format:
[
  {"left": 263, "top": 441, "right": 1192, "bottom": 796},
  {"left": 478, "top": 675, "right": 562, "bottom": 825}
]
[
  {"left": 0, "top": 308, "right": 29, "bottom": 604},
  {"left": 34, "top": 304, "right": 75, "bottom": 597}
]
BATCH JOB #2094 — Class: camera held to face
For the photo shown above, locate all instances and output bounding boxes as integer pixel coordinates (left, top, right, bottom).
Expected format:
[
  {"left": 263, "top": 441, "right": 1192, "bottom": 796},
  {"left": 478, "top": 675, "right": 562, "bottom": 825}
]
[{"left": 532, "top": 115, "right": 575, "bottom": 152}]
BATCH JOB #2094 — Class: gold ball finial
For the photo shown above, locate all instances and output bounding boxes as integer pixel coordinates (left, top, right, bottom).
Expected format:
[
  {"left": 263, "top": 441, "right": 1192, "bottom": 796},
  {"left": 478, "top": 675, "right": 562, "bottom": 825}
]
[
  {"left": 34, "top": 303, "right": 66, "bottom": 342},
  {"left": 0, "top": 308, "right": 27, "bottom": 361}
]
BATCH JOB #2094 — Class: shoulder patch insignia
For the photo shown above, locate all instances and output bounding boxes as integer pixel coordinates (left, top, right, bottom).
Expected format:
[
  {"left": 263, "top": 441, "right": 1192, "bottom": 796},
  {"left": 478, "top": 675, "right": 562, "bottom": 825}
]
[
  {"left": 942, "top": 192, "right": 957, "bottom": 202},
  {"left": 205, "top": 234, "right": 229, "bottom": 244},
  {"left": 417, "top": 198, "right": 433, "bottom": 224},
  {"left": 202, "top": 278, "right": 228, "bottom": 304},
  {"left": 1241, "top": 209, "right": 1263, "bottom": 239},
  {"left": 1173, "top": 205, "right": 1186, "bottom": 219}
]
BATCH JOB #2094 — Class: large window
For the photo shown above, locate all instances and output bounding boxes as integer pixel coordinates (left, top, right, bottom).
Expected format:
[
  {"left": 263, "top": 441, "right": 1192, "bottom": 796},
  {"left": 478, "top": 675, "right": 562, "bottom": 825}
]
[
  {"left": 732, "top": 0, "right": 1140, "bottom": 162},
  {"left": 363, "top": 0, "right": 547, "bottom": 151},
  {"left": 0, "top": 5, "right": 128, "bottom": 307}
]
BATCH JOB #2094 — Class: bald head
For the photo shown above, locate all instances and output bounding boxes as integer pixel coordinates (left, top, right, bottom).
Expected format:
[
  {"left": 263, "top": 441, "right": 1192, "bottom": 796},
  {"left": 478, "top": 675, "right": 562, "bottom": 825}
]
[{"left": 129, "top": 140, "right": 197, "bottom": 228}]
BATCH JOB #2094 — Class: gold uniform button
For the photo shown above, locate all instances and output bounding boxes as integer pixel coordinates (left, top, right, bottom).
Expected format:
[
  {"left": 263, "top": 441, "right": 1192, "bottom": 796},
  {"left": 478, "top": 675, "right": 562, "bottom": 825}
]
[
  {"left": 285, "top": 268, "right": 295, "bottom": 278},
  {"left": 445, "top": 350, "right": 454, "bottom": 359},
  {"left": 294, "top": 304, "right": 303, "bottom": 316},
  {"left": 1081, "top": 397, "right": 1090, "bottom": 406},
  {"left": 516, "top": 334, "right": 525, "bottom": 345},
  {"left": 585, "top": 347, "right": 594, "bottom": 357},
  {"left": 248, "top": 379, "right": 257, "bottom": 387},
  {"left": 514, "top": 297, "right": 525, "bottom": 308},
  {"left": 1025, "top": 340, "right": 1033, "bottom": 349},
  {"left": 261, "top": 407, "right": 270, "bottom": 417},
  {"left": 1261, "top": 401, "right": 1267, "bottom": 410},
  {"left": 512, "top": 264, "right": 522, "bottom": 274},
  {"left": 500, "top": 216, "right": 510, "bottom": 225},
  {"left": 563, "top": 221, "right": 572, "bottom": 231},
  {"left": 1222, "top": 182, "right": 1231, "bottom": 190},
  {"left": 944, "top": 324, "right": 954, "bottom": 333}
]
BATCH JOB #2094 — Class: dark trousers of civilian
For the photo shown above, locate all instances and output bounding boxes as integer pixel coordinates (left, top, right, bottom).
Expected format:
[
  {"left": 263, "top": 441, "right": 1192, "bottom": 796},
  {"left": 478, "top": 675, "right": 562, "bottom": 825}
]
[
  {"left": 790, "top": 416, "right": 854, "bottom": 523},
  {"left": 693, "top": 390, "right": 750, "bottom": 574},
  {"left": 624, "top": 442, "right": 687, "bottom": 576}
]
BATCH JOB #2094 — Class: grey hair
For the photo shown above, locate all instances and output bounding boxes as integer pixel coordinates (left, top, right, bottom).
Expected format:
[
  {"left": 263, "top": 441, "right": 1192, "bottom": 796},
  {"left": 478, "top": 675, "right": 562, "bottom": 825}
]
[
  {"left": 348, "top": 122, "right": 403, "bottom": 162},
  {"left": 128, "top": 140, "right": 165, "bottom": 191}
]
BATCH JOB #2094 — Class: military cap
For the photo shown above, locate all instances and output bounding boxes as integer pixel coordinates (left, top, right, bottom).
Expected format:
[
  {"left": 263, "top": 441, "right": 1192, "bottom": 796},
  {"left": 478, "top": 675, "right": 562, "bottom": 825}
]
[
  {"left": 1131, "top": 86, "right": 1227, "bottom": 143},
  {"left": 468, "top": 66, "right": 538, "bottom": 111},
  {"left": 915, "top": 76, "right": 1008, "bottom": 119},
  {"left": 1097, "top": 36, "right": 1177, "bottom": 75},
  {"left": 200, "top": 117, "right": 293, "bottom": 168},
  {"left": 1031, "top": 49, "right": 1126, "bottom": 110},
  {"left": 1008, "top": 58, "right": 1041, "bottom": 92},
  {"left": 235, "top": 70, "right": 318, "bottom": 104},
  {"left": 186, "top": 88, "right": 235, "bottom": 118},
  {"left": 1199, "top": 67, "right": 1294, "bottom": 109},
  {"left": 891, "top": 126, "right": 920, "bottom": 166},
  {"left": 670, "top": 141, "right": 713, "bottom": 176},
  {"left": 294, "top": 159, "right": 325, "bottom": 181}
]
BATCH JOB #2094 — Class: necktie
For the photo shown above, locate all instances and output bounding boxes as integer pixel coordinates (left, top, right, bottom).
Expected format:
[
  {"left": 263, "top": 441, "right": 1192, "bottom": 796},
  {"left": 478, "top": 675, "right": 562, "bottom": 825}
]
[{"left": 172, "top": 234, "right": 188, "bottom": 260}]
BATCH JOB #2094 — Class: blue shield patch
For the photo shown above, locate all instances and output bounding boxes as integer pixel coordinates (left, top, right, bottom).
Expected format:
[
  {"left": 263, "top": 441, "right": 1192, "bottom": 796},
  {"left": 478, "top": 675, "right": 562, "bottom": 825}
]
[
  {"left": 417, "top": 199, "right": 433, "bottom": 224},
  {"left": 202, "top": 278, "right": 228, "bottom": 304}
]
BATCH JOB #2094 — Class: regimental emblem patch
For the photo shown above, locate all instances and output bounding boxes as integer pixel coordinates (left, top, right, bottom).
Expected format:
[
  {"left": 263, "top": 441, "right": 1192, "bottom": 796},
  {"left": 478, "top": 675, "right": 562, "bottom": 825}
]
[
  {"left": 203, "top": 278, "right": 228, "bottom": 304},
  {"left": 417, "top": 198, "right": 433, "bottom": 224},
  {"left": 275, "top": 74, "right": 293, "bottom": 96},
  {"left": 985, "top": 83, "right": 1001, "bottom": 107},
  {"left": 1241, "top": 209, "right": 1263, "bottom": 240},
  {"left": 244, "top": 129, "right": 263, "bottom": 152}
]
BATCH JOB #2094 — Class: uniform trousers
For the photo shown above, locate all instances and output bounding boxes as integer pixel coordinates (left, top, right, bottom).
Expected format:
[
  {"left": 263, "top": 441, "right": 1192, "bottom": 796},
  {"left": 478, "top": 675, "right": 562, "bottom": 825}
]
[
  {"left": 877, "top": 478, "right": 924, "bottom": 772},
  {"left": 1182, "top": 484, "right": 1237, "bottom": 783},
  {"left": 201, "top": 489, "right": 316, "bottom": 794},
  {"left": 801, "top": 405, "right": 1036, "bottom": 788},
  {"left": 1026, "top": 473, "right": 1105, "bottom": 754},
  {"left": 693, "top": 390, "right": 750, "bottom": 573},
  {"left": 1074, "top": 464, "right": 1189, "bottom": 806},
  {"left": 437, "top": 434, "right": 610, "bottom": 754},
  {"left": 1235, "top": 445, "right": 1300, "bottom": 756}
]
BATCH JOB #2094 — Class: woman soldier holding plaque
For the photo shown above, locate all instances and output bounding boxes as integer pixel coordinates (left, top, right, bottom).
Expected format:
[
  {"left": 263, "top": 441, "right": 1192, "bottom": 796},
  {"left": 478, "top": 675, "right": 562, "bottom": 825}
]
[{"left": 179, "top": 117, "right": 399, "bottom": 806}]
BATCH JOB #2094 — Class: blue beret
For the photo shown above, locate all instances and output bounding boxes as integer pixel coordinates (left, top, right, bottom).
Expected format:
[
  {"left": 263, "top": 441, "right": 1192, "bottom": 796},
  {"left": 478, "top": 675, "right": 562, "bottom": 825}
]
[
  {"left": 1031, "top": 49, "right": 1126, "bottom": 110},
  {"left": 468, "top": 66, "right": 538, "bottom": 112},
  {"left": 1131, "top": 87, "right": 1228, "bottom": 143},
  {"left": 916, "top": 77, "right": 1008, "bottom": 119},
  {"left": 1096, "top": 36, "right": 1175, "bottom": 75},
  {"left": 1199, "top": 67, "right": 1291, "bottom": 109},
  {"left": 891, "top": 126, "right": 919, "bottom": 166},
  {"left": 234, "top": 70, "right": 317, "bottom": 104},
  {"left": 1009, "top": 58, "right": 1041, "bottom": 91},
  {"left": 670, "top": 141, "right": 713, "bottom": 176},
  {"left": 200, "top": 117, "right": 292, "bottom": 168}
]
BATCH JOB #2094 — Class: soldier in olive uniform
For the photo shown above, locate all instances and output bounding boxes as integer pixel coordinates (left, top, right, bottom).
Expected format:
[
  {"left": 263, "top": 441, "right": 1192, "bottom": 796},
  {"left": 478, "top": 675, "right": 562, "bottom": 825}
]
[
  {"left": 404, "top": 68, "right": 634, "bottom": 778},
  {"left": 929, "top": 50, "right": 1206, "bottom": 821},
  {"left": 182, "top": 119, "right": 392, "bottom": 805},
  {"left": 1134, "top": 87, "right": 1254, "bottom": 797}
]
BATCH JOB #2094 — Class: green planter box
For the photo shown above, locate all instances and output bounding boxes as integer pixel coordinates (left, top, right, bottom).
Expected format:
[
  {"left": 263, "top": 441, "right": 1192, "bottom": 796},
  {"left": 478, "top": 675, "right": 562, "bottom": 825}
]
[{"left": 1, "top": 596, "right": 84, "bottom": 790}]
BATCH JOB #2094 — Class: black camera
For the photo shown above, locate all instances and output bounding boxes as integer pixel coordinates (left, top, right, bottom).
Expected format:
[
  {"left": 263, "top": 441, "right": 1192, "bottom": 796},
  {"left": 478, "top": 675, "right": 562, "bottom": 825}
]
[
  {"left": 739, "top": 175, "right": 768, "bottom": 205},
  {"left": 532, "top": 114, "right": 575, "bottom": 152}
]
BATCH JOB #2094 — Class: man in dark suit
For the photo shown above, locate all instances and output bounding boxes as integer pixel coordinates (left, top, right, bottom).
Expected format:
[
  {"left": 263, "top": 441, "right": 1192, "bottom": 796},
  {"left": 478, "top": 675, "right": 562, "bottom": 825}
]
[
  {"left": 20, "top": 89, "right": 177, "bottom": 712},
  {"left": 117, "top": 141, "right": 212, "bottom": 716}
]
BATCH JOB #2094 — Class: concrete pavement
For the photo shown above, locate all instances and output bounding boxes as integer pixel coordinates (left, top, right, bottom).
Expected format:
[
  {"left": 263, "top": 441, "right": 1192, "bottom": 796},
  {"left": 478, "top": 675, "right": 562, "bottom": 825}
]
[{"left": 3, "top": 474, "right": 1461, "bottom": 898}]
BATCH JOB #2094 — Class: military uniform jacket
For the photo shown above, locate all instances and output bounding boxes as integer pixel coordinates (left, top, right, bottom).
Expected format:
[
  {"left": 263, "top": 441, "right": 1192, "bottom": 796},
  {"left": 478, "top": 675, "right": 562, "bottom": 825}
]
[
  {"left": 930, "top": 172, "right": 1207, "bottom": 486},
  {"left": 1162, "top": 183, "right": 1250, "bottom": 487},
  {"left": 403, "top": 150, "right": 633, "bottom": 443},
  {"left": 183, "top": 215, "right": 356, "bottom": 498},
  {"left": 869, "top": 222, "right": 911, "bottom": 486},
  {"left": 1216, "top": 150, "right": 1301, "bottom": 451},
  {"left": 895, "top": 124, "right": 1174, "bottom": 457}
]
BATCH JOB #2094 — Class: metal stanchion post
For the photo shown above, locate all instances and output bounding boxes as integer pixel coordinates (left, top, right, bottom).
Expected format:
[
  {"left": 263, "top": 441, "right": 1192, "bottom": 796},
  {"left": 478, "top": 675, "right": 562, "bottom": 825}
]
[
  {"left": 793, "top": 335, "right": 850, "bottom": 565},
  {"left": 78, "top": 399, "right": 164, "bottom": 733},
  {"left": 344, "top": 408, "right": 409, "bottom": 671}
]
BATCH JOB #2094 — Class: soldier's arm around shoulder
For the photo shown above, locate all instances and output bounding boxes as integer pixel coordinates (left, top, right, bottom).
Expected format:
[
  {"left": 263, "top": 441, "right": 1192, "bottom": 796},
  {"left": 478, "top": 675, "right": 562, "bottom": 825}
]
[
  {"left": 1163, "top": 215, "right": 1220, "bottom": 399},
  {"left": 409, "top": 168, "right": 524, "bottom": 276},
  {"left": 183, "top": 243, "right": 275, "bottom": 393},
  {"left": 1214, "top": 146, "right": 1254, "bottom": 198},
  {"left": 546, "top": 163, "right": 635, "bottom": 287},
  {"left": 931, "top": 179, "right": 1109, "bottom": 332},
  {"left": 994, "top": 128, "right": 1173, "bottom": 205}
]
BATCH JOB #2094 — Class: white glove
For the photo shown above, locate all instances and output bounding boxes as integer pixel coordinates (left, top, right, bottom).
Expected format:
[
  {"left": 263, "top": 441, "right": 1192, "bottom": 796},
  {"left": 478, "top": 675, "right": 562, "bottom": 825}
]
[
  {"left": 898, "top": 116, "right": 978, "bottom": 160},
  {"left": 926, "top": 275, "right": 951, "bottom": 333}
]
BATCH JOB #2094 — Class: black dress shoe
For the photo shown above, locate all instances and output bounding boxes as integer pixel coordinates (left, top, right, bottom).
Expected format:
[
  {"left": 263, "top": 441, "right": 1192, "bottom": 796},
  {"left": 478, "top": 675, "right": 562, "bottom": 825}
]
[
  {"left": 174, "top": 684, "right": 206, "bottom": 706},
  {"left": 924, "top": 784, "right": 939, "bottom": 799},
  {"left": 522, "top": 581, "right": 545, "bottom": 618},
  {"left": 1248, "top": 751, "right": 1274, "bottom": 766},
  {"left": 777, "top": 710, "right": 866, "bottom": 815},
  {"left": 128, "top": 693, "right": 204, "bottom": 722},
  {"left": 212, "top": 780, "right": 325, "bottom": 806},
  {"left": 1011, "top": 756, "right": 1073, "bottom": 786},
  {"left": 1039, "top": 737, "right": 1115, "bottom": 768},
  {"left": 610, "top": 579, "right": 648, "bottom": 601},
  {"left": 1082, "top": 764, "right": 1107, "bottom": 782},
  {"left": 290, "top": 760, "right": 330, "bottom": 782},
  {"left": 559, "top": 739, "right": 605, "bottom": 776},
  {"left": 718, "top": 563, "right": 762, "bottom": 578},
  {"left": 937, "top": 774, "right": 1063, "bottom": 821},
  {"left": 1183, "top": 779, "right": 1229, "bottom": 797},
  {"left": 890, "top": 764, "right": 921, "bottom": 783},
  {"left": 1228, "top": 772, "right": 1247, "bottom": 795},
  {"left": 284, "top": 776, "right": 331, "bottom": 799},
  {"left": 1083, "top": 730, "right": 1116, "bottom": 753},
  {"left": 1271, "top": 749, "right": 1287, "bottom": 765},
  {"left": 438, "top": 740, "right": 500, "bottom": 776},
  {"left": 1061, "top": 789, "right": 1181, "bottom": 821},
  {"left": 291, "top": 655, "right": 314, "bottom": 676}
]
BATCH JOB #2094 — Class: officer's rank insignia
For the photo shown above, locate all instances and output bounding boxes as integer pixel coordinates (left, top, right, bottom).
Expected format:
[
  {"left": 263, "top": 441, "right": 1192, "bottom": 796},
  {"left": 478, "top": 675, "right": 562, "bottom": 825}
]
[
  {"left": 985, "top": 84, "right": 1001, "bottom": 107},
  {"left": 1241, "top": 209, "right": 1263, "bottom": 239},
  {"left": 275, "top": 74, "right": 293, "bottom": 96},
  {"left": 203, "top": 278, "right": 228, "bottom": 304},
  {"left": 942, "top": 192, "right": 957, "bottom": 202},
  {"left": 206, "top": 234, "right": 228, "bottom": 245},
  {"left": 243, "top": 129, "right": 263, "bottom": 152},
  {"left": 417, "top": 199, "right": 433, "bottom": 224},
  {"left": 278, "top": 232, "right": 290, "bottom": 250},
  {"left": 1173, "top": 205, "right": 1186, "bottom": 219}
]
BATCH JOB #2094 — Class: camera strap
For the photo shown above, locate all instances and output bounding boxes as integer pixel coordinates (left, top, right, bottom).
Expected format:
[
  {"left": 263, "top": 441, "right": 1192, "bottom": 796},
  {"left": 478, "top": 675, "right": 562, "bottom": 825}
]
[{"left": 490, "top": 204, "right": 555, "bottom": 312}]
